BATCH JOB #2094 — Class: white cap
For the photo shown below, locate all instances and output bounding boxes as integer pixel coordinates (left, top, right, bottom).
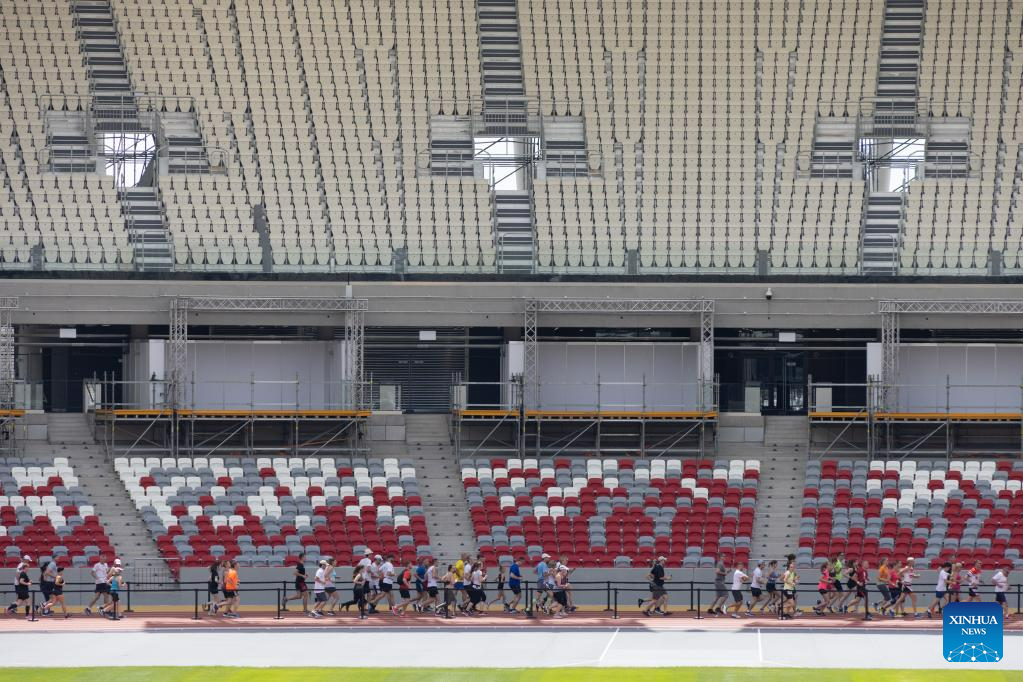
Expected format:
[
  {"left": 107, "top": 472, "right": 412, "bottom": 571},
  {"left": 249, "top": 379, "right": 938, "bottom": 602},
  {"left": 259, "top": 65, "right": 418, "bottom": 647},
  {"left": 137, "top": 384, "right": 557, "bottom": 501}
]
[
  {"left": 657, "top": 555, "right": 668, "bottom": 562},
  {"left": 363, "top": 548, "right": 373, "bottom": 555},
  {"left": 374, "top": 554, "right": 382, "bottom": 560},
  {"left": 114, "top": 558, "right": 122, "bottom": 566},
  {"left": 21, "top": 555, "right": 31, "bottom": 562},
  {"left": 907, "top": 557, "right": 915, "bottom": 562},
  {"left": 541, "top": 553, "right": 550, "bottom": 559}
]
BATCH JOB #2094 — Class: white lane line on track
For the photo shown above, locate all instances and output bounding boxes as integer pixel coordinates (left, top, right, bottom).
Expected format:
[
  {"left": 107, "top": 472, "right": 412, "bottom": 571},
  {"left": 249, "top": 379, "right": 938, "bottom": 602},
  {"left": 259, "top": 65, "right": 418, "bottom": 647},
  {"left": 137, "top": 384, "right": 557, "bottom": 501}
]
[
  {"left": 757, "top": 628, "right": 763, "bottom": 663},
  {"left": 598, "top": 627, "right": 619, "bottom": 664}
]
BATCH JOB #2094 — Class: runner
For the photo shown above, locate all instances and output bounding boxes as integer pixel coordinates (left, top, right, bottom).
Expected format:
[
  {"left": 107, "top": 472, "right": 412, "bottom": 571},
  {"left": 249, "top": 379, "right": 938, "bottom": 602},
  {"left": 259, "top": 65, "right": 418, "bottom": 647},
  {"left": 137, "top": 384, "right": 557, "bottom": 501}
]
[
  {"left": 814, "top": 561, "right": 833, "bottom": 615},
  {"left": 886, "top": 559, "right": 904, "bottom": 617},
  {"left": 831, "top": 553, "right": 848, "bottom": 612},
  {"left": 746, "top": 560, "right": 765, "bottom": 615},
  {"left": 760, "top": 560, "right": 780, "bottom": 614},
  {"left": 549, "top": 566, "right": 569, "bottom": 619},
  {"left": 6, "top": 556, "right": 31, "bottom": 619},
  {"left": 965, "top": 560, "right": 982, "bottom": 602},
  {"left": 413, "top": 558, "right": 427, "bottom": 612},
  {"left": 281, "top": 552, "right": 309, "bottom": 613},
  {"left": 41, "top": 566, "right": 68, "bottom": 619},
  {"left": 454, "top": 553, "right": 470, "bottom": 612},
  {"left": 727, "top": 563, "right": 749, "bottom": 618},
  {"left": 340, "top": 565, "right": 368, "bottom": 618},
  {"left": 83, "top": 554, "right": 110, "bottom": 615},
  {"left": 419, "top": 558, "right": 439, "bottom": 614},
  {"left": 369, "top": 553, "right": 397, "bottom": 613},
  {"left": 556, "top": 554, "right": 576, "bottom": 612},
  {"left": 992, "top": 564, "right": 1010, "bottom": 619},
  {"left": 101, "top": 567, "right": 124, "bottom": 620},
  {"left": 708, "top": 557, "right": 729, "bottom": 616},
  {"left": 505, "top": 556, "right": 523, "bottom": 613},
  {"left": 873, "top": 557, "right": 892, "bottom": 614},
  {"left": 947, "top": 561, "right": 962, "bottom": 604},
  {"left": 840, "top": 559, "right": 858, "bottom": 613},
  {"left": 535, "top": 553, "right": 552, "bottom": 614},
  {"left": 781, "top": 560, "right": 799, "bottom": 619},
  {"left": 438, "top": 564, "right": 456, "bottom": 619},
  {"left": 892, "top": 557, "right": 921, "bottom": 618},
  {"left": 394, "top": 560, "right": 417, "bottom": 616},
  {"left": 846, "top": 559, "right": 871, "bottom": 620},
  {"left": 309, "top": 559, "right": 327, "bottom": 618},
  {"left": 486, "top": 563, "right": 508, "bottom": 612},
  {"left": 467, "top": 560, "right": 487, "bottom": 615},
  {"left": 639, "top": 555, "right": 670, "bottom": 616},
  {"left": 365, "top": 555, "right": 383, "bottom": 613},
  {"left": 324, "top": 558, "right": 340, "bottom": 614},
  {"left": 221, "top": 560, "right": 240, "bottom": 618},
  {"left": 38, "top": 558, "right": 56, "bottom": 616},
  {"left": 204, "top": 559, "right": 221, "bottom": 614},
  {"left": 926, "top": 561, "right": 952, "bottom": 618}
]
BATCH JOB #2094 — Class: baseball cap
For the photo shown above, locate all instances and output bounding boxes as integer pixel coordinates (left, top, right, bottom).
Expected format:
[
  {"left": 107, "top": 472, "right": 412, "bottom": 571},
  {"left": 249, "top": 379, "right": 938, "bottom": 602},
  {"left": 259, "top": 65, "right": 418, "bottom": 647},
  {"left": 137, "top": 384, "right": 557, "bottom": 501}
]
[
  {"left": 374, "top": 554, "right": 382, "bottom": 560},
  {"left": 114, "top": 558, "right": 122, "bottom": 566},
  {"left": 21, "top": 555, "right": 31, "bottom": 562},
  {"left": 541, "top": 553, "right": 550, "bottom": 559},
  {"left": 657, "top": 555, "right": 667, "bottom": 562},
  {"left": 363, "top": 548, "right": 373, "bottom": 555}
]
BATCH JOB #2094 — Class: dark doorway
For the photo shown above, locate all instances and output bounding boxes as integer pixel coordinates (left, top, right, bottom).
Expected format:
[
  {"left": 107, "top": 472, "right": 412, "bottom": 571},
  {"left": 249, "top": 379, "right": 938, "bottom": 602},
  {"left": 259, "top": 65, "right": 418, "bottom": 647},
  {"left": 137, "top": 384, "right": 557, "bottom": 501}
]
[
  {"left": 718, "top": 350, "right": 807, "bottom": 415},
  {"left": 42, "top": 345, "right": 123, "bottom": 412}
]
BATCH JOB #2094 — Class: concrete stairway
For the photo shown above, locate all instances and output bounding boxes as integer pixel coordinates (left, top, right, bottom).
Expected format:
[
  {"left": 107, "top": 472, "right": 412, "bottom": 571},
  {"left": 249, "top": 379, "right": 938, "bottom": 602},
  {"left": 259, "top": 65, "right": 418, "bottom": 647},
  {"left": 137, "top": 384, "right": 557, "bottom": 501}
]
[
  {"left": 747, "top": 416, "right": 811, "bottom": 563},
  {"left": 47, "top": 413, "right": 95, "bottom": 445},
  {"left": 402, "top": 414, "right": 475, "bottom": 563},
  {"left": 27, "top": 422, "right": 165, "bottom": 576}
]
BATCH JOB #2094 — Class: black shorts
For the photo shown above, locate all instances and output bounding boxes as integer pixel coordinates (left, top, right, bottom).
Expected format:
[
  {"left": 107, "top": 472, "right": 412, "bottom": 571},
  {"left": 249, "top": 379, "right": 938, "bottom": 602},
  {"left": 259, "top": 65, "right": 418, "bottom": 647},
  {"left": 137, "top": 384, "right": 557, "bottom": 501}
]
[
  {"left": 553, "top": 591, "right": 568, "bottom": 607},
  {"left": 428, "top": 586, "right": 438, "bottom": 597},
  {"left": 766, "top": 583, "right": 777, "bottom": 593},
  {"left": 782, "top": 589, "right": 795, "bottom": 601},
  {"left": 399, "top": 589, "right": 411, "bottom": 599},
  {"left": 95, "top": 583, "right": 110, "bottom": 594},
  {"left": 847, "top": 580, "right": 856, "bottom": 590},
  {"left": 381, "top": 583, "right": 393, "bottom": 593},
  {"left": 510, "top": 585, "right": 521, "bottom": 595},
  {"left": 996, "top": 593, "right": 1007, "bottom": 604},
  {"left": 750, "top": 587, "right": 762, "bottom": 597},
  {"left": 208, "top": 585, "right": 220, "bottom": 597},
  {"left": 52, "top": 587, "right": 63, "bottom": 597},
  {"left": 222, "top": 590, "right": 237, "bottom": 599},
  {"left": 15, "top": 587, "right": 28, "bottom": 601},
  {"left": 295, "top": 581, "right": 307, "bottom": 593},
  {"left": 314, "top": 592, "right": 327, "bottom": 603},
  {"left": 877, "top": 585, "right": 891, "bottom": 602},
  {"left": 40, "top": 582, "right": 54, "bottom": 598},
  {"left": 833, "top": 581, "right": 844, "bottom": 592},
  {"left": 326, "top": 587, "right": 336, "bottom": 595},
  {"left": 650, "top": 585, "right": 666, "bottom": 599},
  {"left": 110, "top": 593, "right": 120, "bottom": 603},
  {"left": 732, "top": 590, "right": 744, "bottom": 603},
  {"left": 968, "top": 588, "right": 979, "bottom": 598},
  {"left": 856, "top": 587, "right": 867, "bottom": 599}
]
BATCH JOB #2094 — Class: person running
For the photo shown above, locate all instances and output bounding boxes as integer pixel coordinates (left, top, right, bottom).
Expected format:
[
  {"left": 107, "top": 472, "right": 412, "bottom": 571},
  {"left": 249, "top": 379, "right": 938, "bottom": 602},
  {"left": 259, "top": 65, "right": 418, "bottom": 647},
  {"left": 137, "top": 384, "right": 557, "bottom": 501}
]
[
  {"left": 839, "top": 559, "right": 858, "bottom": 613},
  {"left": 830, "top": 554, "right": 849, "bottom": 612},
  {"left": 639, "top": 555, "right": 670, "bottom": 616},
  {"left": 41, "top": 566, "right": 69, "bottom": 619},
  {"left": 890, "top": 558, "right": 920, "bottom": 617},
  {"left": 309, "top": 559, "right": 328, "bottom": 618},
  {"left": 340, "top": 565, "right": 368, "bottom": 618},
  {"left": 709, "top": 557, "right": 729, "bottom": 615},
  {"left": 487, "top": 564, "right": 508, "bottom": 613},
  {"left": 281, "top": 552, "right": 309, "bottom": 613},
  {"left": 886, "top": 560, "right": 904, "bottom": 617},
  {"left": 846, "top": 559, "right": 871, "bottom": 620},
  {"left": 221, "top": 560, "right": 240, "bottom": 618},
  {"left": 419, "top": 558, "right": 439, "bottom": 614},
  {"left": 38, "top": 558, "right": 57, "bottom": 616},
  {"left": 947, "top": 562, "right": 962, "bottom": 604},
  {"left": 438, "top": 564, "right": 456, "bottom": 619},
  {"left": 926, "top": 561, "right": 952, "bottom": 618},
  {"left": 84, "top": 554, "right": 110, "bottom": 615},
  {"left": 204, "top": 560, "right": 221, "bottom": 614},
  {"left": 814, "top": 561, "right": 833, "bottom": 615},
  {"left": 965, "top": 560, "right": 983, "bottom": 602},
  {"left": 535, "top": 553, "right": 552, "bottom": 614},
  {"left": 101, "top": 568, "right": 124, "bottom": 620},
  {"left": 761, "top": 560, "right": 781, "bottom": 614},
  {"left": 394, "top": 560, "right": 417, "bottom": 616},
  {"left": 992, "top": 564, "right": 1011, "bottom": 619},
  {"left": 468, "top": 561, "right": 487, "bottom": 614},
  {"left": 413, "top": 558, "right": 428, "bottom": 612},
  {"left": 324, "top": 558, "right": 340, "bottom": 614},
  {"left": 549, "top": 566, "right": 569, "bottom": 619},
  {"left": 781, "top": 561, "right": 799, "bottom": 619},
  {"left": 454, "top": 553, "right": 470, "bottom": 612},
  {"left": 505, "top": 557, "right": 523, "bottom": 613},
  {"left": 746, "top": 561, "right": 766, "bottom": 615},
  {"left": 727, "top": 564, "right": 749, "bottom": 618},
  {"left": 874, "top": 558, "right": 892, "bottom": 615},
  {"left": 368, "top": 554, "right": 397, "bottom": 613},
  {"left": 6, "top": 556, "right": 32, "bottom": 619},
  {"left": 366, "top": 555, "right": 384, "bottom": 613},
  {"left": 556, "top": 555, "right": 577, "bottom": 612}
]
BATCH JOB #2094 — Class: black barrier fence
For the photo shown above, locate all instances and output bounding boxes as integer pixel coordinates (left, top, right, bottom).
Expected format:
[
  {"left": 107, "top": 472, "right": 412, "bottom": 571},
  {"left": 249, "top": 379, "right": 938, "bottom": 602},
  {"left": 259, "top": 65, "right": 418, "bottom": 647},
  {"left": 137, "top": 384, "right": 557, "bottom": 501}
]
[{"left": 1, "top": 579, "right": 1019, "bottom": 622}]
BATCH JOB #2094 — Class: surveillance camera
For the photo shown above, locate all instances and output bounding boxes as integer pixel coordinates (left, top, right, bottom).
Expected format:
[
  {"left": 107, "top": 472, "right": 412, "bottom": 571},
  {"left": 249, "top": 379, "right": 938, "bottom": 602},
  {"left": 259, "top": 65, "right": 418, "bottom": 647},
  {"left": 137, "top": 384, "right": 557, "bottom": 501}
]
[{"left": 765, "top": 288, "right": 773, "bottom": 301}]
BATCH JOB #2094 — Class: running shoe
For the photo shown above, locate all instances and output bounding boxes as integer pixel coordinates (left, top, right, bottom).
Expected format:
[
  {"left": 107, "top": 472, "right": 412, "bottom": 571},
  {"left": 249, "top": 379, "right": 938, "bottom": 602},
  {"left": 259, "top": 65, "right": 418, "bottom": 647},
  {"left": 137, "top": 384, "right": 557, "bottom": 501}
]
[
  {"left": 83, "top": 607, "right": 91, "bottom": 615},
  {"left": 642, "top": 609, "right": 652, "bottom": 617},
  {"left": 745, "top": 611, "right": 754, "bottom": 617},
  {"left": 730, "top": 613, "right": 740, "bottom": 619},
  {"left": 553, "top": 613, "right": 566, "bottom": 619}
]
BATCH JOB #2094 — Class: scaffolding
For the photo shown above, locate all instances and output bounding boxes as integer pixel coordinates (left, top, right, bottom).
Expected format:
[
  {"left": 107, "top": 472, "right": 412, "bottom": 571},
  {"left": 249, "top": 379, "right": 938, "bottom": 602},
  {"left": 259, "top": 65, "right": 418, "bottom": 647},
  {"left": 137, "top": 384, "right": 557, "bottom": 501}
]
[{"left": 0, "top": 298, "right": 19, "bottom": 455}]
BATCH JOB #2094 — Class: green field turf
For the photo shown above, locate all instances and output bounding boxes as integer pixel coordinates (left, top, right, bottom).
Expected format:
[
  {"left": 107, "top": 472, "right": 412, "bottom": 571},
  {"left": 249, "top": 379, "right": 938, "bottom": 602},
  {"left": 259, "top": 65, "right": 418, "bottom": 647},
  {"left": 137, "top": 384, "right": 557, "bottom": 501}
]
[{"left": 0, "top": 669, "right": 1018, "bottom": 682}]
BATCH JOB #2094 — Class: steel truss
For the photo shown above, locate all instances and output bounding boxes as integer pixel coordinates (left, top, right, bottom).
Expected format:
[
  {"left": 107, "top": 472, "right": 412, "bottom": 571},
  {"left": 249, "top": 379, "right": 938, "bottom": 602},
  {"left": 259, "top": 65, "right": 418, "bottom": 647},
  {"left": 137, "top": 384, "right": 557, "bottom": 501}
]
[
  {"left": 879, "top": 299, "right": 1023, "bottom": 409},
  {"left": 523, "top": 298, "right": 715, "bottom": 409},
  {"left": 168, "top": 296, "right": 368, "bottom": 410},
  {"left": 0, "top": 297, "right": 18, "bottom": 411}
]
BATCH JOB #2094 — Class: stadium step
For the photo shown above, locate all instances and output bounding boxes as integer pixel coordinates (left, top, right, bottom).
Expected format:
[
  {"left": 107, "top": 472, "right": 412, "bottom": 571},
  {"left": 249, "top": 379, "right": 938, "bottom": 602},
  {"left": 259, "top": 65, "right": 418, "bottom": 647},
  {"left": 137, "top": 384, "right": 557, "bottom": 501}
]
[
  {"left": 46, "top": 413, "right": 95, "bottom": 446},
  {"left": 494, "top": 190, "right": 535, "bottom": 274},
  {"left": 402, "top": 415, "right": 476, "bottom": 561},
  {"left": 861, "top": 192, "right": 904, "bottom": 275},
  {"left": 120, "top": 187, "right": 173, "bottom": 271},
  {"left": 873, "top": 0, "right": 923, "bottom": 133},
  {"left": 750, "top": 419, "right": 811, "bottom": 562}
]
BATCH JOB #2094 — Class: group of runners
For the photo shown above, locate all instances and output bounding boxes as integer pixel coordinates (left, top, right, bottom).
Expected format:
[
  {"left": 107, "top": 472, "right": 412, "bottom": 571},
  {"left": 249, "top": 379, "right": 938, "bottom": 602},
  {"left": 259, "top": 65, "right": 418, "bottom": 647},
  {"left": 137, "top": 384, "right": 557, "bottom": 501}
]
[
  {"left": 704, "top": 553, "right": 1013, "bottom": 620},
  {"left": 5, "top": 553, "right": 126, "bottom": 620}
]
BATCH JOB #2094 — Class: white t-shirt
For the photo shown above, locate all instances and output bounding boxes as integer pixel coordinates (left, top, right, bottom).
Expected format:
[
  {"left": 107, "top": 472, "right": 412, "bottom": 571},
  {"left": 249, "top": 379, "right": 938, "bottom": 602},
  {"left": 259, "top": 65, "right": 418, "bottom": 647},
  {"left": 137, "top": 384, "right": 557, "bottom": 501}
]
[
  {"left": 314, "top": 567, "right": 326, "bottom": 593},
  {"left": 935, "top": 569, "right": 949, "bottom": 592},
  {"left": 751, "top": 567, "right": 763, "bottom": 589},
  {"left": 426, "top": 565, "right": 437, "bottom": 588},
  {"left": 92, "top": 562, "right": 109, "bottom": 585},
  {"left": 471, "top": 569, "right": 483, "bottom": 588},
  {"left": 732, "top": 570, "right": 748, "bottom": 591},
  {"left": 966, "top": 569, "right": 980, "bottom": 588},
  {"left": 902, "top": 568, "right": 915, "bottom": 587},
  {"left": 381, "top": 561, "right": 395, "bottom": 585},
  {"left": 367, "top": 562, "right": 381, "bottom": 586},
  {"left": 993, "top": 571, "right": 1008, "bottom": 593},
  {"left": 357, "top": 557, "right": 372, "bottom": 573}
]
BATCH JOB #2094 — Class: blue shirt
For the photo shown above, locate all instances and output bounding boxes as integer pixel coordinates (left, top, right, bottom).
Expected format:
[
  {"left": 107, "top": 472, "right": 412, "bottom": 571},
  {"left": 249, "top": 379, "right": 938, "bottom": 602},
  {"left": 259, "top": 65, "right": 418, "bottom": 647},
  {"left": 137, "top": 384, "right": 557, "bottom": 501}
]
[
  {"left": 509, "top": 563, "right": 521, "bottom": 588},
  {"left": 109, "top": 576, "right": 121, "bottom": 594},
  {"left": 535, "top": 561, "right": 547, "bottom": 584}
]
